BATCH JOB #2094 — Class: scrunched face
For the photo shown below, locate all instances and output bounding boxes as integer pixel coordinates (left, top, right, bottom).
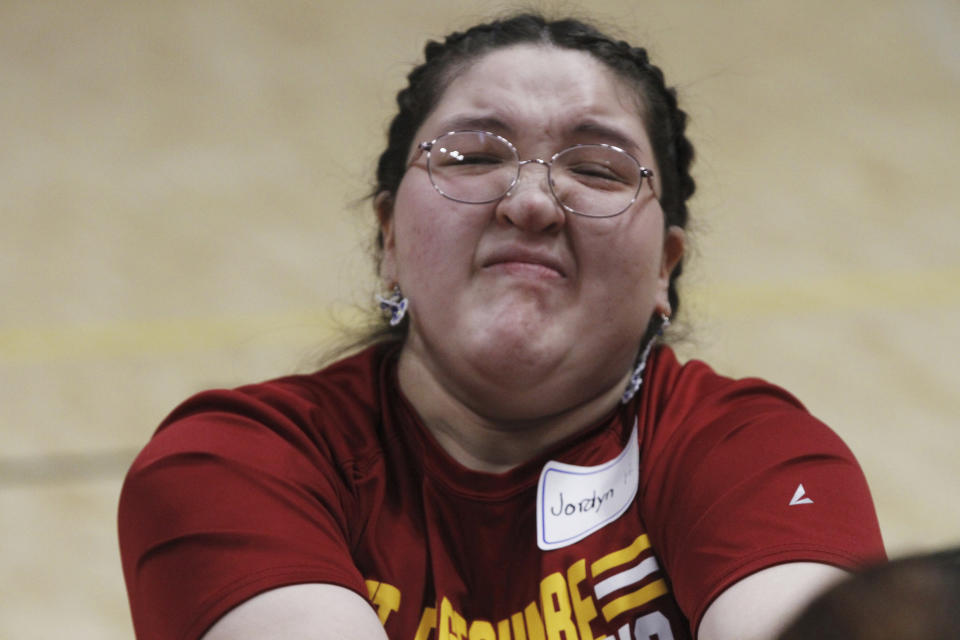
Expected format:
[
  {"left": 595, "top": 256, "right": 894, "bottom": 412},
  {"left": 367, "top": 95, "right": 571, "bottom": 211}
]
[{"left": 378, "top": 44, "right": 684, "bottom": 424}]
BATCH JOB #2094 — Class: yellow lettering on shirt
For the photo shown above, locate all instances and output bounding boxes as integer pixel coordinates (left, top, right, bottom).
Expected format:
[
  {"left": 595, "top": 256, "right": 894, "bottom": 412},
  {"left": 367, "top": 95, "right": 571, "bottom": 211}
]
[
  {"left": 590, "top": 535, "right": 650, "bottom": 576},
  {"left": 439, "top": 596, "right": 468, "bottom": 640},
  {"left": 371, "top": 535, "right": 674, "bottom": 639},
  {"left": 523, "top": 600, "right": 547, "bottom": 640},
  {"left": 496, "top": 618, "right": 513, "bottom": 640},
  {"left": 566, "top": 559, "right": 597, "bottom": 640},
  {"left": 415, "top": 607, "right": 437, "bottom": 640},
  {"left": 539, "top": 572, "right": 579, "bottom": 640},
  {"left": 510, "top": 612, "right": 527, "bottom": 640},
  {"left": 365, "top": 580, "right": 401, "bottom": 624},
  {"left": 469, "top": 620, "right": 497, "bottom": 640}
]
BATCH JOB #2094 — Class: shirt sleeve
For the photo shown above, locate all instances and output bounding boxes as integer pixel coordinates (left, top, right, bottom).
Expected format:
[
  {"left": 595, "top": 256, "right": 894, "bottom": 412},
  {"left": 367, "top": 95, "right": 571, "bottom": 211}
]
[
  {"left": 639, "top": 359, "right": 886, "bottom": 632},
  {"left": 118, "top": 383, "right": 370, "bottom": 640}
]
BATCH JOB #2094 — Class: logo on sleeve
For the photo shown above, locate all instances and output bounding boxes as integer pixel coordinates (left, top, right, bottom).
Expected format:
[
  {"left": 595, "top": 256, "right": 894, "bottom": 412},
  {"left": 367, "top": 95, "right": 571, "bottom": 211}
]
[{"left": 789, "top": 483, "right": 814, "bottom": 506}]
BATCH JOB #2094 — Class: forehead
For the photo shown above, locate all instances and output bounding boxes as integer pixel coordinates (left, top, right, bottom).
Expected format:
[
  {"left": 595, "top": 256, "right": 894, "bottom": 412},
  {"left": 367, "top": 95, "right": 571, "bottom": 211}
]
[{"left": 420, "top": 44, "right": 650, "bottom": 155}]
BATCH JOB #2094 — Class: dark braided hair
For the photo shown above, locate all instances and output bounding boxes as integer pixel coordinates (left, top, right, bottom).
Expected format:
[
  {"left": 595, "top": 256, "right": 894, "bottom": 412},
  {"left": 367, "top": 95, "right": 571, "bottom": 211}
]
[{"left": 369, "top": 13, "right": 695, "bottom": 345}]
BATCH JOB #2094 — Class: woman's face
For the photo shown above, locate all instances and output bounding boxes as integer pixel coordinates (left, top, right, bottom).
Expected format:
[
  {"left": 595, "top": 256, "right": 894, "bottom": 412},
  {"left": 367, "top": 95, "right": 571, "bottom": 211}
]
[{"left": 379, "top": 44, "right": 684, "bottom": 421}]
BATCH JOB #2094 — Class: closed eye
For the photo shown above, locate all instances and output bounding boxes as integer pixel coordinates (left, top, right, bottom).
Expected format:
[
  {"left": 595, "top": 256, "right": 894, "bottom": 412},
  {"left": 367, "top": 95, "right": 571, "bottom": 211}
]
[
  {"left": 567, "top": 163, "right": 629, "bottom": 185},
  {"left": 432, "top": 152, "right": 511, "bottom": 175},
  {"left": 456, "top": 153, "right": 504, "bottom": 165}
]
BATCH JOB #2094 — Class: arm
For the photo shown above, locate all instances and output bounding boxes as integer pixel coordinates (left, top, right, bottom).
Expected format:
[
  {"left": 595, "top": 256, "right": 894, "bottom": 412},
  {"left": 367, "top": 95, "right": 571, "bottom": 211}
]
[
  {"left": 697, "top": 562, "right": 847, "bottom": 640},
  {"left": 202, "top": 584, "right": 389, "bottom": 640}
]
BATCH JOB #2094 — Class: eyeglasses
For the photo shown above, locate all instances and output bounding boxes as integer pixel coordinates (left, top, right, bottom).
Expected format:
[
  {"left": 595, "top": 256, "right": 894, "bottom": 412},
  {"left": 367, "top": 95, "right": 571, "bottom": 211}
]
[{"left": 412, "top": 130, "right": 655, "bottom": 218}]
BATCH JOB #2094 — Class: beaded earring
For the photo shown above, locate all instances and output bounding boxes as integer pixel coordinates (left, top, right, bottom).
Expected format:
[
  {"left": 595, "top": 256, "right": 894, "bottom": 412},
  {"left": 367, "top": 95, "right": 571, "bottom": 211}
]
[
  {"left": 376, "top": 285, "right": 409, "bottom": 327},
  {"left": 620, "top": 313, "right": 671, "bottom": 404}
]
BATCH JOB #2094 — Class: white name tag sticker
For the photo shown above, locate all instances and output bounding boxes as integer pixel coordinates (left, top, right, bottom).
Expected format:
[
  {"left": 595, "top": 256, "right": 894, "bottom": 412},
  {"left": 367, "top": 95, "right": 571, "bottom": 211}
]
[{"left": 536, "top": 420, "right": 640, "bottom": 551}]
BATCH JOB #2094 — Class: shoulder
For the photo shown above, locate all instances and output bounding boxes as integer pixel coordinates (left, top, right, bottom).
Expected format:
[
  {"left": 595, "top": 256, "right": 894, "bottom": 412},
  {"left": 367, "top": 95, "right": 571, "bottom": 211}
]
[
  {"left": 123, "top": 344, "right": 400, "bottom": 507},
  {"left": 640, "top": 347, "right": 836, "bottom": 461},
  {"left": 645, "top": 346, "right": 810, "bottom": 421},
  {"left": 639, "top": 346, "right": 862, "bottom": 512},
  {"left": 171, "top": 344, "right": 386, "bottom": 428}
]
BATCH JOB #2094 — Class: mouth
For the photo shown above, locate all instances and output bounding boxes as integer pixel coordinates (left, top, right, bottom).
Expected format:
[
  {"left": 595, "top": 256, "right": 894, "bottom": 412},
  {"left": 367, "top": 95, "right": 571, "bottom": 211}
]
[{"left": 482, "top": 247, "right": 567, "bottom": 279}]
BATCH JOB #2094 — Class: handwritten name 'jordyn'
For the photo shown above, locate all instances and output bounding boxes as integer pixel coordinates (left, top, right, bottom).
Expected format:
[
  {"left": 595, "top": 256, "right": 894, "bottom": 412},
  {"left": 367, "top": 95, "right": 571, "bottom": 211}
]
[{"left": 549, "top": 488, "right": 615, "bottom": 517}]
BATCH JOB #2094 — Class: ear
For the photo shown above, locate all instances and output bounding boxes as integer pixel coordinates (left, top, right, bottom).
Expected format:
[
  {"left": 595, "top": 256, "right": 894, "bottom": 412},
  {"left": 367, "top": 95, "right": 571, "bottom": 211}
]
[
  {"left": 375, "top": 191, "right": 398, "bottom": 283},
  {"left": 655, "top": 226, "right": 685, "bottom": 316}
]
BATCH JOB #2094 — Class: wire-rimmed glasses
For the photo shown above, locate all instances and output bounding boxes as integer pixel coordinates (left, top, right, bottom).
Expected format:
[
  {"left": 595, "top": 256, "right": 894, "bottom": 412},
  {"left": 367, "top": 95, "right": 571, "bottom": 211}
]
[{"left": 414, "top": 130, "right": 655, "bottom": 218}]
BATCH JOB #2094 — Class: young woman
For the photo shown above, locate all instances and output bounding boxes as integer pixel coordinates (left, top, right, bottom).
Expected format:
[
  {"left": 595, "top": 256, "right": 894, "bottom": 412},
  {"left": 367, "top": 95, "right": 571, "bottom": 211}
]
[{"left": 119, "top": 13, "right": 885, "bottom": 640}]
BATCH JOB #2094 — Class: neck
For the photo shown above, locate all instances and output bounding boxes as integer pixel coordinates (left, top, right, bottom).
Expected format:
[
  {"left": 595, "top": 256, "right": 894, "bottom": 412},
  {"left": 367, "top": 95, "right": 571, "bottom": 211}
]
[{"left": 396, "top": 348, "right": 629, "bottom": 473}]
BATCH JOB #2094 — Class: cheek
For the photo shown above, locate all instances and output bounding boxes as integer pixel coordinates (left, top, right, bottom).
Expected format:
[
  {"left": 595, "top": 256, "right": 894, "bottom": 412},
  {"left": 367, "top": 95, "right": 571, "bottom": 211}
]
[
  {"left": 391, "top": 181, "right": 478, "bottom": 284},
  {"left": 578, "top": 218, "right": 664, "bottom": 285},
  {"left": 392, "top": 181, "right": 439, "bottom": 270}
]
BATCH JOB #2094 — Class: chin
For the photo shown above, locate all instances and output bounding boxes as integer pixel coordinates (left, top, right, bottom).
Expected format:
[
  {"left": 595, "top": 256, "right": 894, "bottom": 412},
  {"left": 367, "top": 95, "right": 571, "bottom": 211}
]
[{"left": 469, "top": 320, "right": 565, "bottom": 373}]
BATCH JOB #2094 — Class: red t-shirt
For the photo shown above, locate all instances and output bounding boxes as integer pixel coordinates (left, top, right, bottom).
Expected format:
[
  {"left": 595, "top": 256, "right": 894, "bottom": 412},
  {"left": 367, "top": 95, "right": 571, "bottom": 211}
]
[{"left": 118, "top": 344, "right": 885, "bottom": 640}]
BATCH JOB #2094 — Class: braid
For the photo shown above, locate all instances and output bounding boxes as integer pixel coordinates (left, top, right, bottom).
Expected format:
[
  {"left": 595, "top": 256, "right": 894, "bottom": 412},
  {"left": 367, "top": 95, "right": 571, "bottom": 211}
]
[
  {"left": 375, "top": 41, "right": 447, "bottom": 210},
  {"left": 625, "top": 43, "right": 696, "bottom": 316}
]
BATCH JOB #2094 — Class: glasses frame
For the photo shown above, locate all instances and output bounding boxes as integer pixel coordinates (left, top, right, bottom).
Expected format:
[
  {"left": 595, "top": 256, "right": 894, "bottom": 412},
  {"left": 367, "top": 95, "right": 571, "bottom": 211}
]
[{"left": 413, "top": 130, "right": 656, "bottom": 219}]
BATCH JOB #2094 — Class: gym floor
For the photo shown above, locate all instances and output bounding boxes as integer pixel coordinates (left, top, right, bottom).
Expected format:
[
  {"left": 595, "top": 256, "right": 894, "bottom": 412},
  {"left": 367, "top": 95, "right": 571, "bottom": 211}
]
[{"left": 2, "top": 1, "right": 958, "bottom": 637}]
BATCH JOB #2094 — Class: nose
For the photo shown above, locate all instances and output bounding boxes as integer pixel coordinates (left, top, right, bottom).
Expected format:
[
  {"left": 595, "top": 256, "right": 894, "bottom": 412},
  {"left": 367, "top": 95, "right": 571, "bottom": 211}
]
[{"left": 495, "top": 160, "right": 566, "bottom": 233}]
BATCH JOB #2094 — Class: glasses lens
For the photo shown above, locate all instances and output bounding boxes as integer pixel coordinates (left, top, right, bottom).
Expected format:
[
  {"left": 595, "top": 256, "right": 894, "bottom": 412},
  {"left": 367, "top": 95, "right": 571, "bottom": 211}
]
[
  {"left": 427, "top": 132, "right": 517, "bottom": 203},
  {"left": 551, "top": 145, "right": 643, "bottom": 217}
]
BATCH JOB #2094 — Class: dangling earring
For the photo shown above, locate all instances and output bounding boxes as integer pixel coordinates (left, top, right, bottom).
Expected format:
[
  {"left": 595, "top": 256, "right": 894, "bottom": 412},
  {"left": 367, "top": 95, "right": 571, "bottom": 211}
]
[
  {"left": 620, "top": 313, "right": 671, "bottom": 404},
  {"left": 376, "top": 284, "right": 408, "bottom": 327},
  {"left": 658, "top": 313, "right": 671, "bottom": 335}
]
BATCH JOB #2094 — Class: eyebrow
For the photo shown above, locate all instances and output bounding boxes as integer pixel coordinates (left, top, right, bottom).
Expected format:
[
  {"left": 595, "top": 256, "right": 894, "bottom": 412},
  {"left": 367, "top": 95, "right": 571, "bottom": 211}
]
[
  {"left": 570, "top": 121, "right": 644, "bottom": 156},
  {"left": 430, "top": 114, "right": 515, "bottom": 138},
  {"left": 427, "top": 115, "right": 647, "bottom": 158}
]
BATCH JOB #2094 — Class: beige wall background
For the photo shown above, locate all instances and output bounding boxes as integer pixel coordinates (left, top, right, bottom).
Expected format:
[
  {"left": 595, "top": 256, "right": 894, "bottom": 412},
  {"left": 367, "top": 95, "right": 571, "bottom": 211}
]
[{"left": 2, "top": 1, "right": 958, "bottom": 637}]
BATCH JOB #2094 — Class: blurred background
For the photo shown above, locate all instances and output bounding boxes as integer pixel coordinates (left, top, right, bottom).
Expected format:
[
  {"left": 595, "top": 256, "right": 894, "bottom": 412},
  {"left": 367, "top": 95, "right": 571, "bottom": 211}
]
[{"left": 2, "top": 0, "right": 958, "bottom": 637}]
